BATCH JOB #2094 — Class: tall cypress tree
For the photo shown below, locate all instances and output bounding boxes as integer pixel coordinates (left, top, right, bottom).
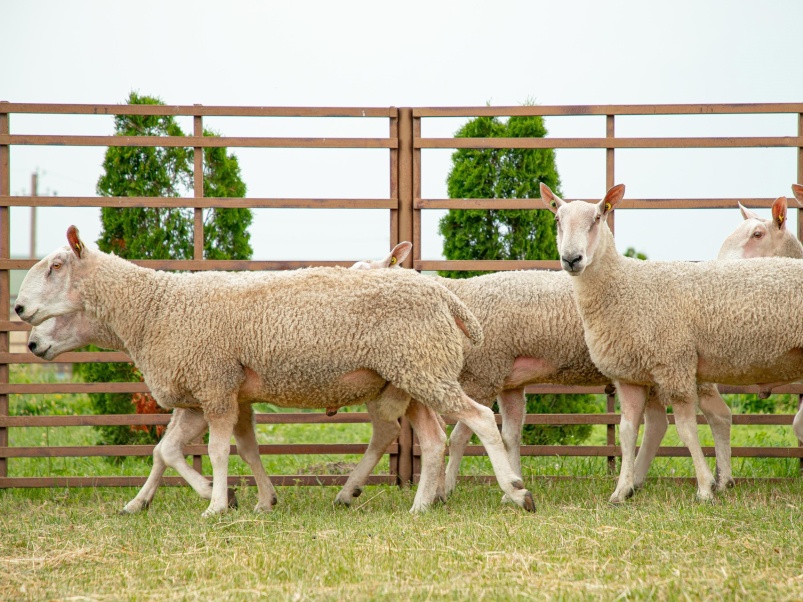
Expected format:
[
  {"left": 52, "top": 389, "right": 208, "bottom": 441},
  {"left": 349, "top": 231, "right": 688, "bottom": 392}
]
[
  {"left": 439, "top": 109, "right": 599, "bottom": 445},
  {"left": 76, "top": 92, "right": 252, "bottom": 448}
]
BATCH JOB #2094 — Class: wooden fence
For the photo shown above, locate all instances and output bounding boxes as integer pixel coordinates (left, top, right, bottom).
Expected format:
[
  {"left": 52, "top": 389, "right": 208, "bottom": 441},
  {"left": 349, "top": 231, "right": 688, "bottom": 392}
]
[{"left": 1, "top": 102, "right": 803, "bottom": 490}]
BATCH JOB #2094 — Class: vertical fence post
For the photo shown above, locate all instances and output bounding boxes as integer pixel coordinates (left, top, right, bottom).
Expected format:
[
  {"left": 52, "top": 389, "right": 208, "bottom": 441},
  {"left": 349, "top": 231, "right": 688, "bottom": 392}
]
[
  {"left": 0, "top": 102, "right": 9, "bottom": 480},
  {"left": 411, "top": 113, "right": 423, "bottom": 480},
  {"left": 395, "top": 108, "right": 415, "bottom": 486},
  {"left": 605, "top": 115, "right": 617, "bottom": 474},
  {"left": 797, "top": 113, "right": 803, "bottom": 474},
  {"left": 192, "top": 106, "right": 204, "bottom": 475}
]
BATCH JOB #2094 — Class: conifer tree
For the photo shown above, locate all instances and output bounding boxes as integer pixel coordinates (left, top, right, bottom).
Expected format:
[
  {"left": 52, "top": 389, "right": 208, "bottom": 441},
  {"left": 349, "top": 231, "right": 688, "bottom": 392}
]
[
  {"left": 439, "top": 109, "right": 598, "bottom": 445},
  {"left": 77, "top": 92, "right": 251, "bottom": 447}
]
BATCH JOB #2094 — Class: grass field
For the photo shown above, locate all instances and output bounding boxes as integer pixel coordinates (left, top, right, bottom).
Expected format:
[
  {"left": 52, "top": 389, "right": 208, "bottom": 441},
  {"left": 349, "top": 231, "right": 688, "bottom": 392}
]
[{"left": 3, "top": 365, "right": 803, "bottom": 600}]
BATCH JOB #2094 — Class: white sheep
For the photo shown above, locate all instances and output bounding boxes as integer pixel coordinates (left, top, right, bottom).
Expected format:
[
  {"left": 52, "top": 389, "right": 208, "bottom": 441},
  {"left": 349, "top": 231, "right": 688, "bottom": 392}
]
[
  {"left": 717, "top": 195, "right": 803, "bottom": 260},
  {"left": 27, "top": 241, "right": 451, "bottom": 513},
  {"left": 541, "top": 182, "right": 803, "bottom": 502},
  {"left": 17, "top": 228, "right": 535, "bottom": 515}
]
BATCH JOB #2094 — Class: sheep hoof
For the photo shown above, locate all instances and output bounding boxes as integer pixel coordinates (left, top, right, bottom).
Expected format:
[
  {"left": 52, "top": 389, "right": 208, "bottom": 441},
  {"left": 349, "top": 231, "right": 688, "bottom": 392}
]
[
  {"left": 720, "top": 477, "right": 735, "bottom": 491},
  {"left": 227, "top": 488, "right": 238, "bottom": 509},
  {"left": 272, "top": 494, "right": 279, "bottom": 506},
  {"left": 352, "top": 487, "right": 363, "bottom": 498},
  {"left": 253, "top": 501, "right": 274, "bottom": 513},
  {"left": 119, "top": 500, "right": 148, "bottom": 515},
  {"left": 333, "top": 494, "right": 352, "bottom": 507},
  {"left": 522, "top": 491, "right": 536, "bottom": 513},
  {"left": 609, "top": 487, "right": 634, "bottom": 504}
]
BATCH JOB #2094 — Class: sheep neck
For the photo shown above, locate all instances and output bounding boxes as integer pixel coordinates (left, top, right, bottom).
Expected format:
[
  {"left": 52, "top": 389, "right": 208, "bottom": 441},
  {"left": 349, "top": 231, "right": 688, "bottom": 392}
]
[
  {"left": 76, "top": 252, "right": 167, "bottom": 357},
  {"left": 569, "top": 222, "right": 627, "bottom": 320}
]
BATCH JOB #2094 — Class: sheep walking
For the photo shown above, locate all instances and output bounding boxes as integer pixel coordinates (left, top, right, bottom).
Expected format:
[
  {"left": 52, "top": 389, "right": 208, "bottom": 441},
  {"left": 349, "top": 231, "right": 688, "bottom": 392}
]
[
  {"left": 541, "top": 182, "right": 803, "bottom": 502},
  {"left": 27, "top": 242, "right": 450, "bottom": 513},
  {"left": 17, "top": 228, "right": 535, "bottom": 515}
]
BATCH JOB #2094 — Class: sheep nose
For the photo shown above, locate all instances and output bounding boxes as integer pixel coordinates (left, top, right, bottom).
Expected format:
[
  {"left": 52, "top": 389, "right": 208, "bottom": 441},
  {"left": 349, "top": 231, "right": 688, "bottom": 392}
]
[
  {"left": 28, "top": 340, "right": 37, "bottom": 353},
  {"left": 562, "top": 254, "right": 583, "bottom": 269},
  {"left": 14, "top": 304, "right": 24, "bottom": 317}
]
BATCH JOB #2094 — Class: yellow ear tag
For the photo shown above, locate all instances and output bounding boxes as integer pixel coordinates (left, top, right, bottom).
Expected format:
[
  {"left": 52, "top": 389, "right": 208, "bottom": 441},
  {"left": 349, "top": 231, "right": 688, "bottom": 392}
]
[
  {"left": 550, "top": 201, "right": 556, "bottom": 208},
  {"left": 74, "top": 242, "right": 82, "bottom": 254},
  {"left": 778, "top": 215, "right": 786, "bottom": 224},
  {"left": 605, "top": 202, "right": 612, "bottom": 212},
  {"left": 390, "top": 256, "right": 397, "bottom": 265}
]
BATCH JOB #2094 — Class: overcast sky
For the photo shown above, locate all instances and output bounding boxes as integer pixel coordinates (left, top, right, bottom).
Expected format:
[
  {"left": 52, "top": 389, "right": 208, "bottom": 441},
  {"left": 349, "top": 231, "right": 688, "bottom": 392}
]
[{"left": 3, "top": 0, "right": 803, "bottom": 262}]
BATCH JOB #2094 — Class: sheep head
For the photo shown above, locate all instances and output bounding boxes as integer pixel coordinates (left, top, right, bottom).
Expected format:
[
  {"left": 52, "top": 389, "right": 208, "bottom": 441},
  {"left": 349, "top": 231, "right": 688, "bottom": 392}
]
[
  {"left": 539, "top": 182, "right": 625, "bottom": 276},
  {"left": 717, "top": 196, "right": 790, "bottom": 260},
  {"left": 15, "top": 225, "right": 88, "bottom": 325},
  {"left": 27, "top": 312, "right": 104, "bottom": 361},
  {"left": 350, "top": 241, "right": 412, "bottom": 270}
]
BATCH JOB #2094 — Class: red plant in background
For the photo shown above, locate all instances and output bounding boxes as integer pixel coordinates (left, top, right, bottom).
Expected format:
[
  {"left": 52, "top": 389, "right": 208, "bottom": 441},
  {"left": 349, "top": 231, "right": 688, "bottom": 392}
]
[{"left": 131, "top": 370, "right": 169, "bottom": 438}]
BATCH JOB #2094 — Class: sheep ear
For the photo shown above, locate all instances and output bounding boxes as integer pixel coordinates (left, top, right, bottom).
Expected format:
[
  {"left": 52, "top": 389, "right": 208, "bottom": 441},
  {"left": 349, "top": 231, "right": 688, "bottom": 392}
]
[
  {"left": 738, "top": 202, "right": 760, "bottom": 221},
  {"left": 600, "top": 183, "right": 625, "bottom": 216},
  {"left": 66, "top": 225, "right": 84, "bottom": 259},
  {"left": 791, "top": 184, "right": 803, "bottom": 207},
  {"left": 388, "top": 241, "right": 412, "bottom": 266},
  {"left": 539, "top": 182, "right": 564, "bottom": 213},
  {"left": 771, "top": 196, "right": 788, "bottom": 230}
]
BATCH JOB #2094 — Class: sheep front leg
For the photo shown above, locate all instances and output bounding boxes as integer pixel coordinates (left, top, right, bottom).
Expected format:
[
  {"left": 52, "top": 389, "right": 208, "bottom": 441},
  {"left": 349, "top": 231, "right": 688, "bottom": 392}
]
[
  {"left": 406, "top": 401, "right": 447, "bottom": 513},
  {"left": 672, "top": 400, "right": 716, "bottom": 502},
  {"left": 632, "top": 391, "right": 668, "bottom": 490},
  {"left": 449, "top": 394, "right": 535, "bottom": 512},
  {"left": 122, "top": 408, "right": 224, "bottom": 514},
  {"left": 335, "top": 400, "right": 400, "bottom": 506},
  {"left": 444, "top": 419, "right": 474, "bottom": 495},
  {"left": 233, "top": 404, "right": 277, "bottom": 512},
  {"left": 203, "top": 401, "right": 239, "bottom": 517},
  {"left": 794, "top": 406, "right": 803, "bottom": 443},
  {"left": 444, "top": 420, "right": 473, "bottom": 496},
  {"left": 610, "top": 382, "right": 647, "bottom": 504},
  {"left": 697, "top": 386, "right": 734, "bottom": 491}
]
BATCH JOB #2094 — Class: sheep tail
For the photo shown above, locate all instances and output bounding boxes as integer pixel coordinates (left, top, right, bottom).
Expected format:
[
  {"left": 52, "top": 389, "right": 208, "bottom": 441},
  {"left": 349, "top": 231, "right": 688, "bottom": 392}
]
[{"left": 444, "top": 291, "right": 484, "bottom": 346}]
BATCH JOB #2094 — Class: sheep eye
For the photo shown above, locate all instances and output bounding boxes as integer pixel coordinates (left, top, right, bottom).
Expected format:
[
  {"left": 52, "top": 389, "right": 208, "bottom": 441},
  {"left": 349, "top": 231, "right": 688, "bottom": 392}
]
[
  {"left": 595, "top": 215, "right": 601, "bottom": 223},
  {"left": 52, "top": 263, "right": 62, "bottom": 270},
  {"left": 753, "top": 231, "right": 763, "bottom": 239}
]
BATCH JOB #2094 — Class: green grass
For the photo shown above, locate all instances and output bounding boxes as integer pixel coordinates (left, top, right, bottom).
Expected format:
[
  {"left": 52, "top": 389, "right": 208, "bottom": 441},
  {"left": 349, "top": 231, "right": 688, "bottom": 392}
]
[
  {"left": 4, "top": 364, "right": 803, "bottom": 599},
  {"left": 2, "top": 480, "right": 803, "bottom": 600}
]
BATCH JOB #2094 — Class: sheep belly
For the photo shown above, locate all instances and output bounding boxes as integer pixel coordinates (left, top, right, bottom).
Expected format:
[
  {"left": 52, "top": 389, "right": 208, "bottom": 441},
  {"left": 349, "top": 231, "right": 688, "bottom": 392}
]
[
  {"left": 502, "top": 357, "right": 558, "bottom": 388},
  {"left": 697, "top": 348, "right": 803, "bottom": 386},
  {"left": 237, "top": 366, "right": 387, "bottom": 410}
]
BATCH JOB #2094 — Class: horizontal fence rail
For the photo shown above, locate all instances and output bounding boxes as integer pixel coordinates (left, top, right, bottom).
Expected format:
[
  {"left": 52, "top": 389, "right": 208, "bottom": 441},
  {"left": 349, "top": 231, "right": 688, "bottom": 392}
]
[{"left": 1, "top": 102, "right": 803, "bottom": 492}]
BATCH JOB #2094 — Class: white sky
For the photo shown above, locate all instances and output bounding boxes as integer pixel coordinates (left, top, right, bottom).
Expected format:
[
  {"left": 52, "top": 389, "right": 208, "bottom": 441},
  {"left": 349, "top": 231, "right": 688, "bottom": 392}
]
[{"left": 3, "top": 0, "right": 803, "bottom": 262}]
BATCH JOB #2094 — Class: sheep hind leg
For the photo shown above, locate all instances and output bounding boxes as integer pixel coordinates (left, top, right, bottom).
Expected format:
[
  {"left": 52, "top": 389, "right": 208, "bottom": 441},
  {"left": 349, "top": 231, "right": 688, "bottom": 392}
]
[
  {"left": 498, "top": 388, "right": 526, "bottom": 479},
  {"left": 406, "top": 400, "right": 448, "bottom": 513},
  {"left": 697, "top": 387, "right": 734, "bottom": 492},
  {"left": 448, "top": 393, "right": 535, "bottom": 512},
  {"left": 121, "top": 408, "right": 220, "bottom": 514},
  {"left": 233, "top": 404, "right": 277, "bottom": 513},
  {"left": 335, "top": 400, "right": 401, "bottom": 507},
  {"left": 632, "top": 391, "right": 668, "bottom": 490},
  {"left": 672, "top": 400, "right": 716, "bottom": 502},
  {"left": 610, "top": 382, "right": 647, "bottom": 504}
]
